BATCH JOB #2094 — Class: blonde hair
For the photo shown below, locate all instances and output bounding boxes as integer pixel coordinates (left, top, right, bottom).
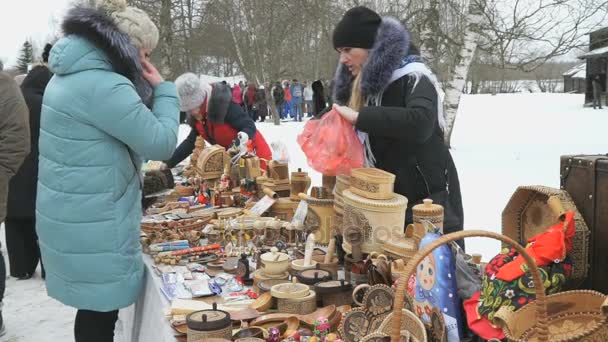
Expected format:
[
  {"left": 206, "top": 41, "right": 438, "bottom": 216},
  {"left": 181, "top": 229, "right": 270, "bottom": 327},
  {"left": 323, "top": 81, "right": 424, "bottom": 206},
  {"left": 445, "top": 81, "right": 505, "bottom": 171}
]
[{"left": 347, "top": 72, "right": 365, "bottom": 111}]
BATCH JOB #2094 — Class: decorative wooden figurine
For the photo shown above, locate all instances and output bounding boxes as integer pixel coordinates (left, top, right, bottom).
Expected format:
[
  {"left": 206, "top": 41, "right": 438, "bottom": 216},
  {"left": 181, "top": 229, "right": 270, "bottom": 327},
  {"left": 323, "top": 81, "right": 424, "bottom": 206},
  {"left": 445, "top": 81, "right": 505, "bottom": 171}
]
[
  {"left": 290, "top": 169, "right": 312, "bottom": 200},
  {"left": 195, "top": 144, "right": 230, "bottom": 180},
  {"left": 268, "top": 160, "right": 290, "bottom": 185}
]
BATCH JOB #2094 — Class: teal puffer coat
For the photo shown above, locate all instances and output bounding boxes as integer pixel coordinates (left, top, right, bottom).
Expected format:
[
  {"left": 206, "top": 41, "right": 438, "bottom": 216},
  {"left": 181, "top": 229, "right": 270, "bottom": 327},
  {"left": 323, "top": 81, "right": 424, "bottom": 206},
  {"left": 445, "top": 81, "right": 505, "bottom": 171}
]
[{"left": 36, "top": 34, "right": 179, "bottom": 311}]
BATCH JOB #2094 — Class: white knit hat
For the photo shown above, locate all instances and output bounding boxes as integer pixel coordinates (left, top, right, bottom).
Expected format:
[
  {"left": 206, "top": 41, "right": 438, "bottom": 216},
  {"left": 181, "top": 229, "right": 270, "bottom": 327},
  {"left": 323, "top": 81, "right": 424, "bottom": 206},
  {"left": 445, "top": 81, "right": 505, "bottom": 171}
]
[
  {"left": 98, "top": 0, "right": 159, "bottom": 50},
  {"left": 175, "top": 73, "right": 212, "bottom": 112}
]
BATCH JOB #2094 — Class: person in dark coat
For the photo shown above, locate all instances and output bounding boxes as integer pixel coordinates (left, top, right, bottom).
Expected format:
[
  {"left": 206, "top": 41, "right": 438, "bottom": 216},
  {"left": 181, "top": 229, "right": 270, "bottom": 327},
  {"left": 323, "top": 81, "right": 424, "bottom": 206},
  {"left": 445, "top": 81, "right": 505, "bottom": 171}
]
[
  {"left": 5, "top": 45, "right": 53, "bottom": 280},
  {"left": 255, "top": 85, "right": 268, "bottom": 122},
  {"left": 311, "top": 79, "right": 327, "bottom": 117},
  {"left": 0, "top": 65, "right": 31, "bottom": 338},
  {"left": 592, "top": 75, "right": 603, "bottom": 109},
  {"left": 164, "top": 73, "right": 272, "bottom": 169},
  {"left": 330, "top": 6, "right": 464, "bottom": 247}
]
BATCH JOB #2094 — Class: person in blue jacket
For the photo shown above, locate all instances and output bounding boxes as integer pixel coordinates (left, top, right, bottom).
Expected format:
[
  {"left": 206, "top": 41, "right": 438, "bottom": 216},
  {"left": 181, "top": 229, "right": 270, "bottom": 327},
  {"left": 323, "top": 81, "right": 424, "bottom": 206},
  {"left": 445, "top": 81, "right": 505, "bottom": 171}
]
[{"left": 36, "top": 1, "right": 179, "bottom": 341}]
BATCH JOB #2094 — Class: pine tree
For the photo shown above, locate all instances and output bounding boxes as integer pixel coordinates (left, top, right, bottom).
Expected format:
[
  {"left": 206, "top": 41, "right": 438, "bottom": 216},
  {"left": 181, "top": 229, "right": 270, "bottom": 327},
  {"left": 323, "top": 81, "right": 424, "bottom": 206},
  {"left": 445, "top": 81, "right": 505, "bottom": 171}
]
[{"left": 16, "top": 40, "right": 34, "bottom": 73}]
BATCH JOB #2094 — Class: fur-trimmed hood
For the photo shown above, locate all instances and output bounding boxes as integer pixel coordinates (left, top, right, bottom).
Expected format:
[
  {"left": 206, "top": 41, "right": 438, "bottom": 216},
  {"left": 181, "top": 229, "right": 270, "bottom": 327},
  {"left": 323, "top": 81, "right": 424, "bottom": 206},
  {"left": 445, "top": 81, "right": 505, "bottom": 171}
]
[
  {"left": 333, "top": 17, "right": 410, "bottom": 105},
  {"left": 50, "top": 6, "right": 152, "bottom": 106},
  {"left": 207, "top": 82, "right": 233, "bottom": 124}
]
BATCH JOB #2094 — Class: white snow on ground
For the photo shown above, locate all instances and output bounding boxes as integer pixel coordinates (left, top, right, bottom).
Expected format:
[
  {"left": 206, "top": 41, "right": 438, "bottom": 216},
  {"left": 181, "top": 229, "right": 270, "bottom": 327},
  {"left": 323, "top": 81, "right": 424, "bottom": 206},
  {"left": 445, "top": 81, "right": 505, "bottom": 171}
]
[{"left": 3, "top": 93, "right": 608, "bottom": 340}]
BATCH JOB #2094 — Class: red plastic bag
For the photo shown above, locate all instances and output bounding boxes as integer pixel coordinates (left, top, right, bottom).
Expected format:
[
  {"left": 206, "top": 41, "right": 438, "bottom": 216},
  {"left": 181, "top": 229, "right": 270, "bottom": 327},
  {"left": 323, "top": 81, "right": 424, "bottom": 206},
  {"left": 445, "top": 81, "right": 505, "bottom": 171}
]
[{"left": 297, "top": 108, "right": 364, "bottom": 176}]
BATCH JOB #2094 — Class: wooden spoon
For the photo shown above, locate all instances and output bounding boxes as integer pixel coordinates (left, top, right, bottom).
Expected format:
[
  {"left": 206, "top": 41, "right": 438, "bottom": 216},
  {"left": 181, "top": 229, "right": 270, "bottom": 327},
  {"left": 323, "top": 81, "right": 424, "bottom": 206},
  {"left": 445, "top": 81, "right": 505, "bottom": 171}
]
[{"left": 250, "top": 305, "right": 336, "bottom": 327}]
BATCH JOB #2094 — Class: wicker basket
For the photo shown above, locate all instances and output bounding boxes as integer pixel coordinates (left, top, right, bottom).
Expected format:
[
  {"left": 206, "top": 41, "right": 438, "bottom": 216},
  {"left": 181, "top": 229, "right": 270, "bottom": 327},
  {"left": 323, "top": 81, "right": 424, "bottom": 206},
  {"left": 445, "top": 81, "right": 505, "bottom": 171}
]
[
  {"left": 390, "top": 230, "right": 608, "bottom": 342},
  {"left": 502, "top": 185, "right": 590, "bottom": 286}
]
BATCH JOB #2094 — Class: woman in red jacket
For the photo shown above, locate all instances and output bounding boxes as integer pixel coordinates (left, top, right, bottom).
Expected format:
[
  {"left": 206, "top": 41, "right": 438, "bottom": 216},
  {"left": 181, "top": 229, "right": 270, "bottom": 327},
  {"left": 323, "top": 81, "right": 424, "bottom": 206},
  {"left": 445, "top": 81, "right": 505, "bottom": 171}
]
[{"left": 164, "top": 73, "right": 272, "bottom": 169}]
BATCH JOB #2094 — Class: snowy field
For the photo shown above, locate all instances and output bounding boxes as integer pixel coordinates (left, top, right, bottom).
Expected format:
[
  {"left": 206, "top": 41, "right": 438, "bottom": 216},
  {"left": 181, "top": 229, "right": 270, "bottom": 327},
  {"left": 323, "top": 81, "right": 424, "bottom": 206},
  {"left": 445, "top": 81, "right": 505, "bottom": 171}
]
[{"left": 2, "top": 93, "right": 608, "bottom": 341}]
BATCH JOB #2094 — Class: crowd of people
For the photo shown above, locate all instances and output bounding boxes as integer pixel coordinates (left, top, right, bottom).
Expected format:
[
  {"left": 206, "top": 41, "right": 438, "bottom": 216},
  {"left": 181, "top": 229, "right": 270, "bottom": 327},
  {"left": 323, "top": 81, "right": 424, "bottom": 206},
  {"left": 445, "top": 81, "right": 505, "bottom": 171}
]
[
  {"left": 219, "top": 78, "right": 330, "bottom": 123},
  {"left": 0, "top": 1, "right": 464, "bottom": 341}
]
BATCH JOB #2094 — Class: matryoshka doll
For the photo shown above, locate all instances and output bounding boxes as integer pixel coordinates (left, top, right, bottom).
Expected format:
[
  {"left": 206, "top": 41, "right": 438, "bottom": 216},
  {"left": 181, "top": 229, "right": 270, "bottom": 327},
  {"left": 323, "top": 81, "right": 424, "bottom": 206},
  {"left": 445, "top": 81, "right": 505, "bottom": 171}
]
[{"left": 409, "top": 224, "right": 463, "bottom": 342}]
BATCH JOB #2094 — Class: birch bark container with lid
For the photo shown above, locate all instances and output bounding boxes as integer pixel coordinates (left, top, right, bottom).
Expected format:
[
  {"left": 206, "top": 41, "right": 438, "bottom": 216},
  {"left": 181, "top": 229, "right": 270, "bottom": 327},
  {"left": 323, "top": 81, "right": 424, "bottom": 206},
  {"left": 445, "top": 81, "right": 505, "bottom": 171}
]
[
  {"left": 186, "top": 303, "right": 232, "bottom": 341},
  {"left": 342, "top": 189, "right": 407, "bottom": 254},
  {"left": 412, "top": 198, "right": 444, "bottom": 232}
]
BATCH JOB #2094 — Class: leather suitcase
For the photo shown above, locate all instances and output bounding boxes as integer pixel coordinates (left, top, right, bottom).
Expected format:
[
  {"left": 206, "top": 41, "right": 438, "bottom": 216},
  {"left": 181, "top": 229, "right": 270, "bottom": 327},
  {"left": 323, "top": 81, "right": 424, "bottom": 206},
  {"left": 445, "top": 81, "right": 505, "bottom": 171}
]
[{"left": 560, "top": 155, "right": 608, "bottom": 292}]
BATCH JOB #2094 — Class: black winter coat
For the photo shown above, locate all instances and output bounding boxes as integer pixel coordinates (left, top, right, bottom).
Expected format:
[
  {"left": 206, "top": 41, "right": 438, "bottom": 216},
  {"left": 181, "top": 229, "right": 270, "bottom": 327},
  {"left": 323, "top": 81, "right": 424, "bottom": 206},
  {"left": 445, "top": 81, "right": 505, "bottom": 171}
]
[
  {"left": 7, "top": 66, "right": 52, "bottom": 218},
  {"left": 355, "top": 75, "right": 464, "bottom": 237}
]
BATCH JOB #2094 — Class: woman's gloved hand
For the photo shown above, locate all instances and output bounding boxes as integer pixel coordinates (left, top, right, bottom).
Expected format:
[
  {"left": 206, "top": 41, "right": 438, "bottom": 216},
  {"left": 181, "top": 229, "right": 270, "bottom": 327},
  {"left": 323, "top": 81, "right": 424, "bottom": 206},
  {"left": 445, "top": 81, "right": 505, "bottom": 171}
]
[{"left": 332, "top": 104, "right": 359, "bottom": 124}]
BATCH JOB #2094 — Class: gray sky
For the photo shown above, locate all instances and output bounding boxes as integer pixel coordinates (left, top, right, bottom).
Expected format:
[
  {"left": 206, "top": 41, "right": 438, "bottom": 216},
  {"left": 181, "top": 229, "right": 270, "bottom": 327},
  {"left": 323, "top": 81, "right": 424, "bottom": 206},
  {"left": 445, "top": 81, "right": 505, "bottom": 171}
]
[{"left": 0, "top": 0, "right": 71, "bottom": 67}]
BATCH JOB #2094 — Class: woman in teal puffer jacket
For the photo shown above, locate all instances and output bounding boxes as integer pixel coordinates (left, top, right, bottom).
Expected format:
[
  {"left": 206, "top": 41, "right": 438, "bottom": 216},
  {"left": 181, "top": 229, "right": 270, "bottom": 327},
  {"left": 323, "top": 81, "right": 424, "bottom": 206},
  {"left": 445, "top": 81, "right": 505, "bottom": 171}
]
[{"left": 36, "top": 1, "right": 179, "bottom": 341}]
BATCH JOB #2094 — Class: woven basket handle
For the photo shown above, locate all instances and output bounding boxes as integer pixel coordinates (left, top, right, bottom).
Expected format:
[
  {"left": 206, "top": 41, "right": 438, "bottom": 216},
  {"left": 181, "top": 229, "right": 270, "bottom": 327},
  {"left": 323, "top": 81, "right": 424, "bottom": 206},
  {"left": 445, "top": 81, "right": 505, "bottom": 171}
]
[{"left": 390, "top": 230, "right": 549, "bottom": 342}]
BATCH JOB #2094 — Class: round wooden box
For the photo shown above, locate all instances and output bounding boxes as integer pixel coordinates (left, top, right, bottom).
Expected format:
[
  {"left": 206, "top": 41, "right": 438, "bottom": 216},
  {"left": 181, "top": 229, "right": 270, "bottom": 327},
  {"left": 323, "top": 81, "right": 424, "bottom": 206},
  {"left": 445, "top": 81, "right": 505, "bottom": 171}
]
[
  {"left": 270, "top": 281, "right": 310, "bottom": 299},
  {"left": 252, "top": 269, "right": 289, "bottom": 293},
  {"left": 349, "top": 168, "right": 395, "bottom": 200},
  {"left": 186, "top": 304, "right": 232, "bottom": 341},
  {"left": 412, "top": 198, "right": 444, "bottom": 232},
  {"left": 276, "top": 290, "right": 317, "bottom": 315},
  {"left": 342, "top": 190, "right": 407, "bottom": 254},
  {"left": 303, "top": 197, "right": 335, "bottom": 245}
]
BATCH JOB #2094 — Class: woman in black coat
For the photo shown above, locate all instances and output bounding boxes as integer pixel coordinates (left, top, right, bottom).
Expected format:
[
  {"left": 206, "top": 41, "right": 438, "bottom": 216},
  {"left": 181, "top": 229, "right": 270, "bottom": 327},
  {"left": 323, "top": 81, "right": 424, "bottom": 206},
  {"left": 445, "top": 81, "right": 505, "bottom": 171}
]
[
  {"left": 330, "top": 7, "right": 464, "bottom": 247},
  {"left": 311, "top": 80, "right": 327, "bottom": 117},
  {"left": 6, "top": 58, "right": 52, "bottom": 279}
]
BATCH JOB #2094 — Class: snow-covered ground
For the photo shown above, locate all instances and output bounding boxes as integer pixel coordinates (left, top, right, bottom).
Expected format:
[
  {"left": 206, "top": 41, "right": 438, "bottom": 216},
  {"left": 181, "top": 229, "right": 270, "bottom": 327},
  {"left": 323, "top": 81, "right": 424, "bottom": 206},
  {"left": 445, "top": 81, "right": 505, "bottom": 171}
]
[{"left": 3, "top": 93, "right": 608, "bottom": 341}]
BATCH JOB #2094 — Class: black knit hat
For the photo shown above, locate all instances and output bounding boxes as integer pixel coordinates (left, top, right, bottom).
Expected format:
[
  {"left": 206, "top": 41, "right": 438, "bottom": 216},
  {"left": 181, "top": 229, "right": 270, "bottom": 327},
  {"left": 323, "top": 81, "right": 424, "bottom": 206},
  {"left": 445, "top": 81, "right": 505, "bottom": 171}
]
[
  {"left": 333, "top": 6, "right": 382, "bottom": 49},
  {"left": 42, "top": 43, "right": 53, "bottom": 63}
]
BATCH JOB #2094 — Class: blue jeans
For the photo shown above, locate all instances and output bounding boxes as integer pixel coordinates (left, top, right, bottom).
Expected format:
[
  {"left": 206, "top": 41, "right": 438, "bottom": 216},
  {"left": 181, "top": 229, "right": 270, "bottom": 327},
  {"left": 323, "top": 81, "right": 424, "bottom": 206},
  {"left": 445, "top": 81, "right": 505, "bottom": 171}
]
[
  {"left": 282, "top": 101, "right": 292, "bottom": 118},
  {"left": 292, "top": 100, "right": 303, "bottom": 121}
]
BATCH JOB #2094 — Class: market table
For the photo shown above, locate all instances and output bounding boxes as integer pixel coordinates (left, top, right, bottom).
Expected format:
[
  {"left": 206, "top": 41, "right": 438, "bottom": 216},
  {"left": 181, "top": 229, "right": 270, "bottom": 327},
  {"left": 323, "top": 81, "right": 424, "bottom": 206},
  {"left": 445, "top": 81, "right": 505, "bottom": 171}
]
[{"left": 115, "top": 255, "right": 179, "bottom": 342}]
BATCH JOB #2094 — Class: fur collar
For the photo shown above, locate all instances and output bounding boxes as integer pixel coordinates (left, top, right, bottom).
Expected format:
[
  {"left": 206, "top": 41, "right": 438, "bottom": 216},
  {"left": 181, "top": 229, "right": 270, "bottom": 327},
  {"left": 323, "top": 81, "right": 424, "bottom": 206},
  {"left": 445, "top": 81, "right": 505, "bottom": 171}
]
[
  {"left": 207, "top": 82, "right": 233, "bottom": 124},
  {"left": 333, "top": 18, "right": 410, "bottom": 105},
  {"left": 62, "top": 6, "right": 153, "bottom": 106}
]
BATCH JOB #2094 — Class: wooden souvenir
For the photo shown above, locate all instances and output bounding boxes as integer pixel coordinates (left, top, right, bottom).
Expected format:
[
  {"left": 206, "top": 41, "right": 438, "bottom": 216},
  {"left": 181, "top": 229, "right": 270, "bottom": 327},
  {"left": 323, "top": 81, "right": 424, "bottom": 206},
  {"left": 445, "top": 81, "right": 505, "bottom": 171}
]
[
  {"left": 216, "top": 207, "right": 243, "bottom": 221},
  {"left": 268, "top": 160, "right": 290, "bottom": 184},
  {"left": 270, "top": 281, "right": 310, "bottom": 300},
  {"left": 186, "top": 303, "right": 232, "bottom": 341},
  {"left": 322, "top": 175, "right": 337, "bottom": 193},
  {"left": 290, "top": 259, "right": 317, "bottom": 273},
  {"left": 190, "top": 136, "right": 206, "bottom": 166},
  {"left": 246, "top": 156, "right": 262, "bottom": 179},
  {"left": 315, "top": 280, "right": 353, "bottom": 307},
  {"left": 335, "top": 174, "right": 351, "bottom": 196},
  {"left": 373, "top": 309, "right": 428, "bottom": 342},
  {"left": 349, "top": 168, "right": 395, "bottom": 200},
  {"left": 290, "top": 169, "right": 312, "bottom": 200},
  {"left": 382, "top": 235, "right": 418, "bottom": 264},
  {"left": 195, "top": 145, "right": 230, "bottom": 180},
  {"left": 342, "top": 190, "right": 407, "bottom": 254},
  {"left": 248, "top": 292, "right": 274, "bottom": 312},
  {"left": 175, "top": 185, "right": 195, "bottom": 197},
  {"left": 257, "top": 279, "right": 291, "bottom": 294},
  {"left": 261, "top": 182, "right": 290, "bottom": 198},
  {"left": 276, "top": 290, "right": 317, "bottom": 315},
  {"left": 296, "top": 267, "right": 332, "bottom": 286},
  {"left": 412, "top": 199, "right": 444, "bottom": 233},
  {"left": 252, "top": 269, "right": 289, "bottom": 293},
  {"left": 269, "top": 198, "right": 298, "bottom": 222},
  {"left": 260, "top": 248, "right": 289, "bottom": 275},
  {"left": 301, "top": 194, "right": 335, "bottom": 245},
  {"left": 339, "top": 284, "right": 403, "bottom": 342}
]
